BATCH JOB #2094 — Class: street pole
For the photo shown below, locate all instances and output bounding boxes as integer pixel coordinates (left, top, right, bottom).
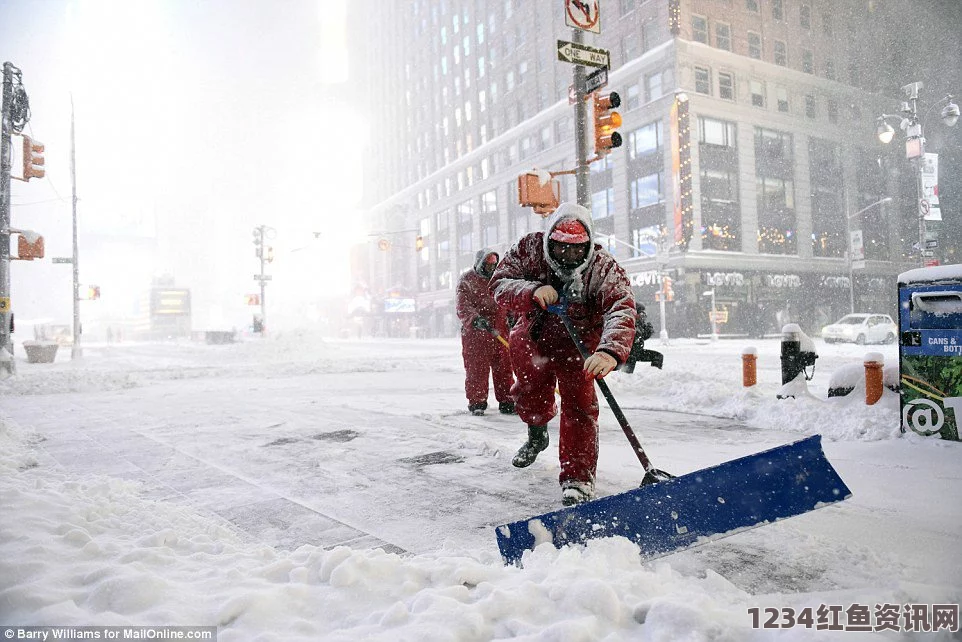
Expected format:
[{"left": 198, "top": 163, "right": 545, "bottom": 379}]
[
  {"left": 843, "top": 181, "right": 855, "bottom": 315},
  {"left": 702, "top": 288, "right": 717, "bottom": 341},
  {"left": 70, "top": 94, "right": 82, "bottom": 358},
  {"left": 845, "top": 196, "right": 892, "bottom": 315},
  {"left": 0, "top": 63, "right": 16, "bottom": 374},
  {"left": 572, "top": 29, "right": 590, "bottom": 209},
  {"left": 914, "top": 155, "right": 926, "bottom": 268},
  {"left": 258, "top": 225, "right": 267, "bottom": 333}
]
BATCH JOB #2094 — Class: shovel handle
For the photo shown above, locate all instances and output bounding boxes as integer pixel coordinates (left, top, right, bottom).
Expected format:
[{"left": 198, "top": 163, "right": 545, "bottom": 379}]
[{"left": 546, "top": 303, "right": 657, "bottom": 473}]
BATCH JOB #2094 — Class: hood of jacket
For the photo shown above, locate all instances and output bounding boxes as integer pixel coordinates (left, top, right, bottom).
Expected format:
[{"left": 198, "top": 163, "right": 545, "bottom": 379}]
[
  {"left": 542, "top": 203, "right": 596, "bottom": 302},
  {"left": 473, "top": 247, "right": 499, "bottom": 278}
]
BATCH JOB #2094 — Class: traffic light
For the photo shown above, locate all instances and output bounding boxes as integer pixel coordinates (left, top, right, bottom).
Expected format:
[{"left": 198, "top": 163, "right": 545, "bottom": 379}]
[
  {"left": 662, "top": 276, "right": 674, "bottom": 302},
  {"left": 253, "top": 227, "right": 263, "bottom": 258},
  {"left": 415, "top": 235, "right": 425, "bottom": 251},
  {"left": 22, "top": 136, "right": 45, "bottom": 180},
  {"left": 593, "top": 91, "right": 622, "bottom": 155},
  {"left": 266, "top": 246, "right": 274, "bottom": 263},
  {"left": 85, "top": 285, "right": 101, "bottom": 300}
]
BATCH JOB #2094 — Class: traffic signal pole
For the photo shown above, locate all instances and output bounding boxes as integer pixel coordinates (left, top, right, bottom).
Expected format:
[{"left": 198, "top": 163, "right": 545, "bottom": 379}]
[
  {"left": 1, "top": 63, "right": 16, "bottom": 374},
  {"left": 571, "top": 29, "right": 590, "bottom": 209}
]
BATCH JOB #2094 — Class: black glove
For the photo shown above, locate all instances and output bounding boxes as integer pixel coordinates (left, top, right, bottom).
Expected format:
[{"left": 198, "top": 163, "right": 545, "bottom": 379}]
[{"left": 472, "top": 316, "right": 493, "bottom": 332}]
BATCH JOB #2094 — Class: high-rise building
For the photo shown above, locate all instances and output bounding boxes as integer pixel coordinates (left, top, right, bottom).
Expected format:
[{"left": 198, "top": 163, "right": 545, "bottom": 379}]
[{"left": 347, "top": 0, "right": 961, "bottom": 339}]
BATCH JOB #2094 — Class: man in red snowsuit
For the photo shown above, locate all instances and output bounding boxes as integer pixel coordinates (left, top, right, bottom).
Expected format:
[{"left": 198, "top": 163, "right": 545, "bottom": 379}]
[
  {"left": 456, "top": 249, "right": 516, "bottom": 416},
  {"left": 490, "top": 204, "right": 635, "bottom": 505}
]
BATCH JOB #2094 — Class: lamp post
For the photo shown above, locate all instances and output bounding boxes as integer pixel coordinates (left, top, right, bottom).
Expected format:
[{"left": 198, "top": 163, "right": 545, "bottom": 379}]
[
  {"left": 876, "top": 82, "right": 958, "bottom": 267},
  {"left": 702, "top": 288, "right": 718, "bottom": 341},
  {"left": 844, "top": 196, "right": 892, "bottom": 314}
]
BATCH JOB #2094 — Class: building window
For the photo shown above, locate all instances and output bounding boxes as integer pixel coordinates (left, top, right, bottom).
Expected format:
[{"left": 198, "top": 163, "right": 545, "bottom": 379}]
[
  {"left": 746, "top": 0, "right": 759, "bottom": 11},
  {"left": 754, "top": 127, "right": 797, "bottom": 256},
  {"left": 643, "top": 21, "right": 658, "bottom": 52},
  {"left": 800, "top": 4, "right": 811, "bottom": 28},
  {"left": 823, "top": 13, "right": 833, "bottom": 36},
  {"left": 827, "top": 99, "right": 839, "bottom": 124},
  {"left": 774, "top": 40, "right": 787, "bottom": 66},
  {"left": 715, "top": 23, "right": 731, "bottom": 51},
  {"left": 718, "top": 72, "right": 734, "bottom": 100},
  {"left": 755, "top": 127, "right": 793, "bottom": 163},
  {"left": 776, "top": 87, "right": 789, "bottom": 113},
  {"left": 772, "top": 0, "right": 783, "bottom": 20},
  {"left": 646, "top": 71, "right": 664, "bottom": 101},
  {"left": 750, "top": 79, "right": 766, "bottom": 108},
  {"left": 628, "top": 120, "right": 662, "bottom": 158},
  {"left": 698, "top": 116, "right": 737, "bottom": 147},
  {"left": 694, "top": 66, "right": 711, "bottom": 95},
  {"left": 747, "top": 32, "right": 761, "bottom": 59},
  {"left": 626, "top": 83, "right": 641, "bottom": 110},
  {"left": 630, "top": 173, "right": 663, "bottom": 210},
  {"left": 802, "top": 50, "right": 814, "bottom": 74},
  {"left": 622, "top": 32, "right": 641, "bottom": 62},
  {"left": 691, "top": 15, "right": 708, "bottom": 44},
  {"left": 591, "top": 188, "right": 615, "bottom": 219},
  {"left": 701, "top": 169, "right": 740, "bottom": 251},
  {"left": 457, "top": 199, "right": 474, "bottom": 254},
  {"left": 756, "top": 177, "right": 796, "bottom": 254},
  {"left": 805, "top": 94, "right": 816, "bottom": 119}
]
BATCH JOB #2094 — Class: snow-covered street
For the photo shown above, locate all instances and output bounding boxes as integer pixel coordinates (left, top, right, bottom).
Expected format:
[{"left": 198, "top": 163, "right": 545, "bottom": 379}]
[{"left": 1, "top": 334, "right": 960, "bottom": 639}]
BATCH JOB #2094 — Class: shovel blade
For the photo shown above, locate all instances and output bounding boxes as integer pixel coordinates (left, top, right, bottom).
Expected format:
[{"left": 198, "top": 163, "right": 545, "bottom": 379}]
[{"left": 496, "top": 435, "right": 851, "bottom": 566}]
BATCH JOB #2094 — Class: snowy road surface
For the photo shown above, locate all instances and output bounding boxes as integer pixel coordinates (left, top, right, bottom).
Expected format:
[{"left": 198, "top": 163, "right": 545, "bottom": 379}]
[{"left": 1, "top": 334, "right": 960, "bottom": 639}]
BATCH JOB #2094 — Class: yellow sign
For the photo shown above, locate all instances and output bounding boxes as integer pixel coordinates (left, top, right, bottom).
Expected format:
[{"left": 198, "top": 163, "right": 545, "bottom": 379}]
[{"left": 0, "top": 297, "right": 9, "bottom": 312}]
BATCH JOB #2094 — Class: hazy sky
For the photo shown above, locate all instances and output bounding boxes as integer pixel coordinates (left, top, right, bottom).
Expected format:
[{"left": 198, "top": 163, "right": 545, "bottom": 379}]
[{"left": 2, "top": 0, "right": 364, "bottom": 331}]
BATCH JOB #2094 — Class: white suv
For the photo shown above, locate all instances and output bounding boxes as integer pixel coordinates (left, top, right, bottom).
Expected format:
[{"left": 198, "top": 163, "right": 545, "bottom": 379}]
[{"left": 821, "top": 314, "right": 898, "bottom": 345}]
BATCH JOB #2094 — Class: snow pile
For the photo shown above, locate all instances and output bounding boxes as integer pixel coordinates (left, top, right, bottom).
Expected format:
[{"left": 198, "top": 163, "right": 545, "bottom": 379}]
[{"left": 0, "top": 421, "right": 759, "bottom": 639}]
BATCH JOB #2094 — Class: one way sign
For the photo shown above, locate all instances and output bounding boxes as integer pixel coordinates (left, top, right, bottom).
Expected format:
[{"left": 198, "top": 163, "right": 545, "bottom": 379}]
[{"left": 557, "top": 40, "right": 610, "bottom": 69}]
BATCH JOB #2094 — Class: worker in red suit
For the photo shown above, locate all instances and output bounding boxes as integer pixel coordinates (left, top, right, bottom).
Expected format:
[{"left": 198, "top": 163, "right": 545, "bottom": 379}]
[
  {"left": 455, "top": 249, "right": 516, "bottom": 416},
  {"left": 490, "top": 203, "right": 635, "bottom": 505}
]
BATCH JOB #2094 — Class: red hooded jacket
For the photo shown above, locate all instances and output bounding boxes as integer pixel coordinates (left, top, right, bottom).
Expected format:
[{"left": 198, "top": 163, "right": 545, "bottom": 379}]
[{"left": 490, "top": 205, "right": 635, "bottom": 363}]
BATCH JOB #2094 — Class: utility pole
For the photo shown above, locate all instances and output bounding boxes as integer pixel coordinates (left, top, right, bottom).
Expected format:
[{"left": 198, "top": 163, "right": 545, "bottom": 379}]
[
  {"left": 70, "top": 94, "right": 81, "bottom": 358},
  {"left": 252, "top": 224, "right": 270, "bottom": 333},
  {"left": 571, "top": 28, "right": 590, "bottom": 209},
  {"left": 1, "top": 63, "right": 18, "bottom": 374}
]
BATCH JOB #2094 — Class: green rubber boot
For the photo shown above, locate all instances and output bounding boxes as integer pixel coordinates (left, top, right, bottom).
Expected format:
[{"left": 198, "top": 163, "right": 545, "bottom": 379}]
[{"left": 512, "top": 424, "right": 549, "bottom": 468}]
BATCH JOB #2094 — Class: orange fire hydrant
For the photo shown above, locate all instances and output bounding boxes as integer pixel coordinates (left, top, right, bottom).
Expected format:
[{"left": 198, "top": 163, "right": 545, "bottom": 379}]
[
  {"left": 865, "top": 353, "right": 884, "bottom": 405},
  {"left": 742, "top": 347, "right": 757, "bottom": 387}
]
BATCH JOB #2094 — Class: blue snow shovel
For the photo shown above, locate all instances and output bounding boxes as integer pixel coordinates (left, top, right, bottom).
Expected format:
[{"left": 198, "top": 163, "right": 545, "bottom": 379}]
[{"left": 495, "top": 303, "right": 852, "bottom": 566}]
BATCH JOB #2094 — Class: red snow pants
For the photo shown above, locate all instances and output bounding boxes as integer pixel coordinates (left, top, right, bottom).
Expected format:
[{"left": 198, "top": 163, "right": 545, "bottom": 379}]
[
  {"left": 509, "top": 330, "right": 599, "bottom": 486},
  {"left": 461, "top": 329, "right": 514, "bottom": 406}
]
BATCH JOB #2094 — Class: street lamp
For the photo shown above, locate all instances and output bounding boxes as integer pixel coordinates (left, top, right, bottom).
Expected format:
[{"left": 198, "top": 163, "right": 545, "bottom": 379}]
[
  {"left": 702, "top": 288, "right": 718, "bottom": 341},
  {"left": 845, "top": 196, "right": 892, "bottom": 314},
  {"left": 876, "top": 82, "right": 958, "bottom": 267}
]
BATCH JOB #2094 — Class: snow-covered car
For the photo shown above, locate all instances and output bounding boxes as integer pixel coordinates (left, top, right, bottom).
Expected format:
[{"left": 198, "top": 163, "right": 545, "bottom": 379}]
[{"left": 821, "top": 313, "right": 897, "bottom": 345}]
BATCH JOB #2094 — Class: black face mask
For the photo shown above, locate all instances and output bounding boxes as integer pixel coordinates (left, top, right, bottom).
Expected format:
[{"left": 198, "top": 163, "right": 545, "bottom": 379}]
[
  {"left": 548, "top": 240, "right": 590, "bottom": 269},
  {"left": 479, "top": 263, "right": 496, "bottom": 278}
]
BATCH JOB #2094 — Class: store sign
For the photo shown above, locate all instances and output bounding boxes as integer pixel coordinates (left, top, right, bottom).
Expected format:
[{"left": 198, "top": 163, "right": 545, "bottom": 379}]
[
  {"left": 764, "top": 274, "right": 802, "bottom": 288},
  {"left": 630, "top": 270, "right": 662, "bottom": 287},
  {"left": 703, "top": 272, "right": 745, "bottom": 287},
  {"left": 821, "top": 276, "right": 851, "bottom": 289}
]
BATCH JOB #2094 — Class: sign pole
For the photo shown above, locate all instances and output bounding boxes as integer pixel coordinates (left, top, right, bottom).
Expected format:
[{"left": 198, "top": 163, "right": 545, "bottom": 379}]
[{"left": 572, "top": 29, "right": 590, "bottom": 209}]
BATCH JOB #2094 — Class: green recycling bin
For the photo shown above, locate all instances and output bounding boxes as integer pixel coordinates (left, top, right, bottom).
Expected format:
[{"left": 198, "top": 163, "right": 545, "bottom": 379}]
[{"left": 898, "top": 265, "right": 962, "bottom": 441}]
